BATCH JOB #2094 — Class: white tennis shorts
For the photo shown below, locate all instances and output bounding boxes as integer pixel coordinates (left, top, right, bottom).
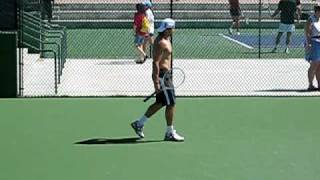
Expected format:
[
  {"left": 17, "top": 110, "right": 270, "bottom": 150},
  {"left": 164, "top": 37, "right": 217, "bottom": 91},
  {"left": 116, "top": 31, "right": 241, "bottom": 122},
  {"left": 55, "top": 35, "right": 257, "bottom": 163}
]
[{"left": 278, "top": 23, "right": 295, "bottom": 33}]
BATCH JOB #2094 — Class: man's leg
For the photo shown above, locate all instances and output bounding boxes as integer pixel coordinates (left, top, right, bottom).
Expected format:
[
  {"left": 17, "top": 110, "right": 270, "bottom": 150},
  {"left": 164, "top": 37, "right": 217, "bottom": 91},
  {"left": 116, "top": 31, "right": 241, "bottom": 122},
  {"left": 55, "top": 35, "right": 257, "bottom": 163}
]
[
  {"left": 164, "top": 105, "right": 184, "bottom": 141},
  {"left": 131, "top": 102, "right": 163, "bottom": 138},
  {"left": 142, "top": 36, "right": 149, "bottom": 58},
  {"left": 148, "top": 35, "right": 154, "bottom": 58},
  {"left": 286, "top": 32, "right": 292, "bottom": 46},
  {"left": 136, "top": 44, "right": 146, "bottom": 57},
  {"left": 272, "top": 32, "right": 283, "bottom": 52},
  {"left": 235, "top": 16, "right": 241, "bottom": 35},
  {"left": 307, "top": 62, "right": 319, "bottom": 90},
  {"left": 285, "top": 32, "right": 292, "bottom": 53},
  {"left": 136, "top": 102, "right": 163, "bottom": 126},
  {"left": 315, "top": 63, "right": 320, "bottom": 89},
  {"left": 165, "top": 105, "right": 175, "bottom": 126},
  {"left": 145, "top": 102, "right": 164, "bottom": 118},
  {"left": 135, "top": 44, "right": 147, "bottom": 63},
  {"left": 229, "top": 15, "right": 236, "bottom": 35}
]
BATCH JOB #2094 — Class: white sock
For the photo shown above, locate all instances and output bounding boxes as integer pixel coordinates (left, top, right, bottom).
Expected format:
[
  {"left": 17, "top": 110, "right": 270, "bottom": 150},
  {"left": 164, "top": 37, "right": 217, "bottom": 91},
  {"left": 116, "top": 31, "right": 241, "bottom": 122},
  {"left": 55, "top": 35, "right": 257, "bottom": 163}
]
[
  {"left": 137, "top": 115, "right": 148, "bottom": 126},
  {"left": 166, "top": 125, "right": 174, "bottom": 133}
]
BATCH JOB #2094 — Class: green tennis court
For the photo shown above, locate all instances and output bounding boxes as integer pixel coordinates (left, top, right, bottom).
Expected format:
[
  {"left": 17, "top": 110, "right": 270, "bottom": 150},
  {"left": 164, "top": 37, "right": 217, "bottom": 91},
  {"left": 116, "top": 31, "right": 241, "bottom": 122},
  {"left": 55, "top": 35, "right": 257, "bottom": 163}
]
[
  {"left": 1, "top": 97, "right": 319, "bottom": 180},
  {"left": 66, "top": 28, "right": 306, "bottom": 59}
]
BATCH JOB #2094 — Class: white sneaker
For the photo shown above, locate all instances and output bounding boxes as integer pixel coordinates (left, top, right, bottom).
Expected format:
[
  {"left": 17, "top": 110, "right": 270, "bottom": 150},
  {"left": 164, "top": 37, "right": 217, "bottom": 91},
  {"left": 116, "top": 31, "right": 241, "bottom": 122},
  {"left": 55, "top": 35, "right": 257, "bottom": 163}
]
[
  {"left": 134, "top": 58, "right": 142, "bottom": 64},
  {"left": 236, "top": 31, "right": 240, "bottom": 35},
  {"left": 164, "top": 130, "right": 184, "bottom": 142},
  {"left": 284, "top": 47, "right": 289, "bottom": 54},
  {"left": 131, "top": 121, "right": 144, "bottom": 138},
  {"left": 134, "top": 55, "right": 144, "bottom": 64}
]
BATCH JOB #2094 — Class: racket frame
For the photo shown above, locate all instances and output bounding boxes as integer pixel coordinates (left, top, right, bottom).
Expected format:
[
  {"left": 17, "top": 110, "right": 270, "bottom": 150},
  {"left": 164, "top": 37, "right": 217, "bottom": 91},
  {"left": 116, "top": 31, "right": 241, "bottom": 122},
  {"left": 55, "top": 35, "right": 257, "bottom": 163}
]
[{"left": 143, "top": 67, "right": 185, "bottom": 102}]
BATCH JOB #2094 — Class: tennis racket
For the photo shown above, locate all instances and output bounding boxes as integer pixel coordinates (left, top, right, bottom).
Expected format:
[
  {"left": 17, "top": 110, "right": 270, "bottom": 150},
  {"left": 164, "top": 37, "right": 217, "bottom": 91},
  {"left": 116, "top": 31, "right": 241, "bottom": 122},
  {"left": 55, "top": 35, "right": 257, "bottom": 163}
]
[{"left": 143, "top": 67, "right": 185, "bottom": 102}]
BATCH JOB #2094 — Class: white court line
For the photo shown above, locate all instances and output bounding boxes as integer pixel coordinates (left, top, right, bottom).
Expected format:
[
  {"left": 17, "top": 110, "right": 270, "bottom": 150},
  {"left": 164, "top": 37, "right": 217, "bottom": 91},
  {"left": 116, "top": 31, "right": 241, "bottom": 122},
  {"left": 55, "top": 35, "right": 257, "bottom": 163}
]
[{"left": 219, "top": 33, "right": 254, "bottom": 50}]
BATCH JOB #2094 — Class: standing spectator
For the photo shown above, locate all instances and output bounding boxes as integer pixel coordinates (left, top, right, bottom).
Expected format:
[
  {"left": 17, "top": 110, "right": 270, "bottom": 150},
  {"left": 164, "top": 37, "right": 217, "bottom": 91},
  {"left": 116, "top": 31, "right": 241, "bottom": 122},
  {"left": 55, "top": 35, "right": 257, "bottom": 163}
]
[
  {"left": 41, "top": 0, "right": 54, "bottom": 22},
  {"left": 228, "top": 0, "right": 242, "bottom": 35},
  {"left": 143, "top": 0, "right": 155, "bottom": 57},
  {"left": 271, "top": 0, "right": 301, "bottom": 53},
  {"left": 133, "top": 3, "right": 149, "bottom": 64},
  {"left": 304, "top": 5, "right": 320, "bottom": 91}
]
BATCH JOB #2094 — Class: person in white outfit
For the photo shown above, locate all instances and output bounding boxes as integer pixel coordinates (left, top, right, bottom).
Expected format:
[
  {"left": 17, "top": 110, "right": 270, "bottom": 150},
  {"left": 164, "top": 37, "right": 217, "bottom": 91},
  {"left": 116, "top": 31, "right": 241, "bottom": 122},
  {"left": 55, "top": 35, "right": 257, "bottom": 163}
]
[
  {"left": 305, "top": 5, "right": 320, "bottom": 91},
  {"left": 143, "top": 0, "right": 155, "bottom": 57}
]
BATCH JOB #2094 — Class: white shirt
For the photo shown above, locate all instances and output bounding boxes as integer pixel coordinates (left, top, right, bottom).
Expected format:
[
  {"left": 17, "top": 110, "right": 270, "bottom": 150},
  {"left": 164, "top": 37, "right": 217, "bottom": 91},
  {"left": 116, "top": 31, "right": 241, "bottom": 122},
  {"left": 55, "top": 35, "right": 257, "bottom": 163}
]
[
  {"left": 309, "top": 15, "right": 320, "bottom": 37},
  {"left": 145, "top": 8, "right": 155, "bottom": 34}
]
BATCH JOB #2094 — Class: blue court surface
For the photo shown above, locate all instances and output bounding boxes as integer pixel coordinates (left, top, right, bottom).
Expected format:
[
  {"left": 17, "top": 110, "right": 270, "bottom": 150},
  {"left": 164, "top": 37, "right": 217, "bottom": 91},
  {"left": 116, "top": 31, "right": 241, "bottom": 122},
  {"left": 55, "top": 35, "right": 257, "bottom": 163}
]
[{"left": 221, "top": 33, "right": 305, "bottom": 49}]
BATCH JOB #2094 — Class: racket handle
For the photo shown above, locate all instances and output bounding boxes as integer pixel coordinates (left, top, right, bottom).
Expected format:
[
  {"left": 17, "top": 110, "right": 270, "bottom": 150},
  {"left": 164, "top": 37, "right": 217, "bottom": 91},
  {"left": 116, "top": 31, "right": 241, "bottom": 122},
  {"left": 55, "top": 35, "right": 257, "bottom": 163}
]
[{"left": 143, "top": 92, "right": 157, "bottom": 102}]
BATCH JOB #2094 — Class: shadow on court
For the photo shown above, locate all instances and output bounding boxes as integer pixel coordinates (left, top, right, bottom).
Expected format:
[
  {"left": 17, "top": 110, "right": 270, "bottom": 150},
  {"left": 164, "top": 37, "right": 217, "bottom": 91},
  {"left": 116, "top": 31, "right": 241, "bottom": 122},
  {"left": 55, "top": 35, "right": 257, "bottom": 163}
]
[
  {"left": 242, "top": 51, "right": 286, "bottom": 55},
  {"left": 256, "top": 89, "right": 316, "bottom": 93},
  {"left": 96, "top": 61, "right": 136, "bottom": 66},
  {"left": 75, "top": 137, "right": 163, "bottom": 145}
]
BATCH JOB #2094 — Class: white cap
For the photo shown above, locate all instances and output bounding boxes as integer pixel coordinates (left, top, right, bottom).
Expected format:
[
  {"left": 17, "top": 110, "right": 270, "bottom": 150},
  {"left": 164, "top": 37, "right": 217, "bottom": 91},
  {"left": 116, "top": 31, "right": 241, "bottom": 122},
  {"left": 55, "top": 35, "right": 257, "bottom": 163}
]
[
  {"left": 143, "top": 0, "right": 152, "bottom": 7},
  {"left": 157, "top": 18, "right": 175, "bottom": 32}
]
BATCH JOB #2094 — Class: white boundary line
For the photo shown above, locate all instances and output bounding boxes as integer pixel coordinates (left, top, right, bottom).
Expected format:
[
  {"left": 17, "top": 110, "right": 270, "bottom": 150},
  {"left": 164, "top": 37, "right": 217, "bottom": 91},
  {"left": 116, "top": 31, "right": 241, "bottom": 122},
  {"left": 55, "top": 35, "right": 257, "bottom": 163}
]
[{"left": 219, "top": 33, "right": 254, "bottom": 50}]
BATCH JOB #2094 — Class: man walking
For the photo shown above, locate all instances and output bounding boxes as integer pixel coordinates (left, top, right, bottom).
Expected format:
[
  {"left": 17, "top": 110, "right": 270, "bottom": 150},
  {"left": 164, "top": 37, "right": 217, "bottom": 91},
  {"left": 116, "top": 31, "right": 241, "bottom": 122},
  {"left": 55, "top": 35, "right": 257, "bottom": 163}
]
[{"left": 131, "top": 18, "right": 184, "bottom": 142}]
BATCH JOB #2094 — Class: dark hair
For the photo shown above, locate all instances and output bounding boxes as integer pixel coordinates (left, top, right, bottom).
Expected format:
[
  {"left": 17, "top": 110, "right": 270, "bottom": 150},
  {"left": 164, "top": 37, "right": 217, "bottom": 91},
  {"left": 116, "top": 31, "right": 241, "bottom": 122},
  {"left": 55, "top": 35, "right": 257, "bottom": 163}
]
[
  {"left": 136, "top": 3, "right": 146, "bottom": 13},
  {"left": 314, "top": 5, "right": 320, "bottom": 12}
]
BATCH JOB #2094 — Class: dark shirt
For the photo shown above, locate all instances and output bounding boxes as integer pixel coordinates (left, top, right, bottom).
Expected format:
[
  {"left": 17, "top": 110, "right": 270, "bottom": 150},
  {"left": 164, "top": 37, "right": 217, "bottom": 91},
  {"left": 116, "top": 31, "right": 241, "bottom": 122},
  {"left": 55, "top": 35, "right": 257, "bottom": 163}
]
[
  {"left": 228, "top": 0, "right": 240, "bottom": 10},
  {"left": 278, "top": 0, "right": 300, "bottom": 24}
]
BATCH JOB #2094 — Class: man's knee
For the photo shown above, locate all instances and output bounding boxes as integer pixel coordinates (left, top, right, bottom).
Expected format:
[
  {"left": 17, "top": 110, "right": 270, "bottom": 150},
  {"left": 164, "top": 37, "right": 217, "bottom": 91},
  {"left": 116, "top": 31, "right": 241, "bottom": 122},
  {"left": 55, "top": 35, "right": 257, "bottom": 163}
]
[{"left": 166, "top": 104, "right": 175, "bottom": 109}]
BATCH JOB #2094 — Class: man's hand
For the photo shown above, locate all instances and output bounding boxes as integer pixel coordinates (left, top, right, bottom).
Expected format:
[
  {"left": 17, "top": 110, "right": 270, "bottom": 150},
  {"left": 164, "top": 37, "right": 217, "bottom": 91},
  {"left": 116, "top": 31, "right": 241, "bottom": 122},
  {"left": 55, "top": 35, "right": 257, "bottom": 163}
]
[{"left": 154, "top": 82, "right": 160, "bottom": 93}]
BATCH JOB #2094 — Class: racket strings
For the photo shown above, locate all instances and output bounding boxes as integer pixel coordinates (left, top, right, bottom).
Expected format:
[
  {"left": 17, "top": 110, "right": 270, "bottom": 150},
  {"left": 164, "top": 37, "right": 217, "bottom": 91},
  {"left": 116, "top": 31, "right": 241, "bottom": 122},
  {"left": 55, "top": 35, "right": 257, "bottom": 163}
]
[
  {"left": 171, "top": 69, "right": 185, "bottom": 88},
  {"left": 162, "top": 69, "right": 185, "bottom": 89}
]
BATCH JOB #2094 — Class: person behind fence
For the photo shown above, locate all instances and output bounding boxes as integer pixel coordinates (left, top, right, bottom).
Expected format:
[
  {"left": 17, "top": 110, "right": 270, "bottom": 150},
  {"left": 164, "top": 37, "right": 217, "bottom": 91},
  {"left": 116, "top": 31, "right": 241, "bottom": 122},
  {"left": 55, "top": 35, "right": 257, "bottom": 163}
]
[
  {"left": 131, "top": 18, "right": 184, "bottom": 142},
  {"left": 41, "top": 0, "right": 54, "bottom": 22},
  {"left": 143, "top": 0, "right": 155, "bottom": 57},
  {"left": 228, "top": 0, "right": 243, "bottom": 35},
  {"left": 271, "top": 0, "right": 301, "bottom": 54},
  {"left": 304, "top": 5, "right": 320, "bottom": 91},
  {"left": 133, "top": 3, "right": 149, "bottom": 64}
]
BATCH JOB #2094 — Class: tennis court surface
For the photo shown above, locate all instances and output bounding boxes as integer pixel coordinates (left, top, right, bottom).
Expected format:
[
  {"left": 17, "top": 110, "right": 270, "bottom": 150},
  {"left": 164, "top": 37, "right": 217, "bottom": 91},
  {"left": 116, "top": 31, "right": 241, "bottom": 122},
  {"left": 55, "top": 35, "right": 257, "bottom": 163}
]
[
  {"left": 220, "top": 33, "right": 306, "bottom": 49},
  {"left": 1, "top": 97, "right": 320, "bottom": 180}
]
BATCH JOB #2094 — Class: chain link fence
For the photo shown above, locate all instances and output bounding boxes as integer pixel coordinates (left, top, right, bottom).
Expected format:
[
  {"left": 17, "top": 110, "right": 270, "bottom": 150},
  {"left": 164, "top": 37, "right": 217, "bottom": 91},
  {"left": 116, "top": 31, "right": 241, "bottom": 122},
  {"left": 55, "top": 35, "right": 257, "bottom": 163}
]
[{"left": 19, "top": 0, "right": 320, "bottom": 97}]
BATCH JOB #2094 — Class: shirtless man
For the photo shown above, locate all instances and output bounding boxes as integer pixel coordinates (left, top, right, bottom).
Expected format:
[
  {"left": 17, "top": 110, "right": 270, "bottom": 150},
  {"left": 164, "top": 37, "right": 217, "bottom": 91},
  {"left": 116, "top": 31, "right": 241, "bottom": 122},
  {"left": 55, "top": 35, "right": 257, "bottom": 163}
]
[{"left": 131, "top": 18, "right": 184, "bottom": 142}]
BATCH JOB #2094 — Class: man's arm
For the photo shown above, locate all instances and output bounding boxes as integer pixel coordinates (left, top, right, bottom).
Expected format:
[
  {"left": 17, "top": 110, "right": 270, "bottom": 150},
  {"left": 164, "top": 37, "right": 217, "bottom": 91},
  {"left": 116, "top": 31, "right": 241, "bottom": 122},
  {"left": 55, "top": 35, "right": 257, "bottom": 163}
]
[
  {"left": 296, "top": 3, "right": 302, "bottom": 23},
  {"left": 304, "top": 18, "right": 312, "bottom": 47},
  {"left": 271, "top": 2, "right": 281, "bottom": 18},
  {"left": 152, "top": 41, "right": 164, "bottom": 92},
  {"left": 271, "top": 8, "right": 280, "bottom": 18}
]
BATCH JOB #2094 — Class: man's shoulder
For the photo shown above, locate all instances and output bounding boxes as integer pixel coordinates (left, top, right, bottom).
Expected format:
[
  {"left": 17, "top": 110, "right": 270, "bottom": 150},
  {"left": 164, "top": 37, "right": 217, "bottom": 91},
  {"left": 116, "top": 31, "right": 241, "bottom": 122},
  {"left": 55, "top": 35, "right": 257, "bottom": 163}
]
[
  {"left": 159, "top": 37, "right": 170, "bottom": 44},
  {"left": 155, "top": 37, "right": 170, "bottom": 48}
]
